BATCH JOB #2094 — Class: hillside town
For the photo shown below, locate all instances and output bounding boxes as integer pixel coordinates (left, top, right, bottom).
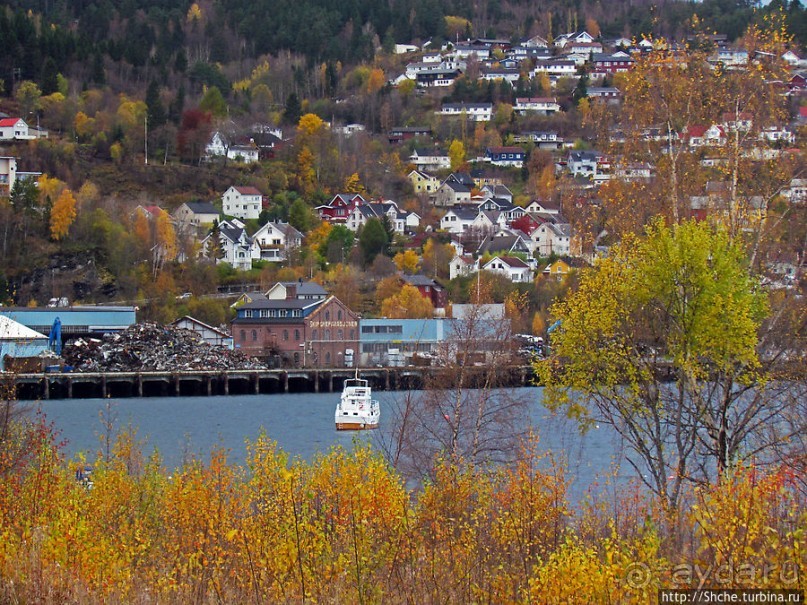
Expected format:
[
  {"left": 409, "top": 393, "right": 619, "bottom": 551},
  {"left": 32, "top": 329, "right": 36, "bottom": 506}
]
[
  {"left": 1, "top": 1, "right": 807, "bottom": 603},
  {"left": 1, "top": 17, "right": 805, "bottom": 369}
]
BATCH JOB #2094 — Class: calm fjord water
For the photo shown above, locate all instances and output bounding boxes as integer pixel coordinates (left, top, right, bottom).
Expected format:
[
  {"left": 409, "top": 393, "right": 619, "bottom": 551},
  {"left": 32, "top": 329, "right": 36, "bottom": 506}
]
[{"left": 32, "top": 388, "right": 627, "bottom": 498}]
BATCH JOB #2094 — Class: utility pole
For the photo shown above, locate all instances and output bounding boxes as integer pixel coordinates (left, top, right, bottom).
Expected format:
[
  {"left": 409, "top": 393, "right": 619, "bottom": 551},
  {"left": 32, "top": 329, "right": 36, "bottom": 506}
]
[{"left": 144, "top": 115, "right": 148, "bottom": 165}]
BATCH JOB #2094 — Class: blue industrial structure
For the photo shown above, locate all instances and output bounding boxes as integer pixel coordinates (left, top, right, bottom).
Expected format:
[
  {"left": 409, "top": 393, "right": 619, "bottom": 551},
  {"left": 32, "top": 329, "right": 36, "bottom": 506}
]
[
  {"left": 359, "top": 318, "right": 450, "bottom": 366},
  {"left": 358, "top": 316, "right": 511, "bottom": 367},
  {"left": 0, "top": 306, "right": 137, "bottom": 339}
]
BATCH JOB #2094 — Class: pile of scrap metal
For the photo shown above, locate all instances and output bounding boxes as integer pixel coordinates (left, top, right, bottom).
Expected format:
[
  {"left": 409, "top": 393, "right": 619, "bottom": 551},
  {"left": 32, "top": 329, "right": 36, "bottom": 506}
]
[{"left": 62, "top": 322, "right": 267, "bottom": 372}]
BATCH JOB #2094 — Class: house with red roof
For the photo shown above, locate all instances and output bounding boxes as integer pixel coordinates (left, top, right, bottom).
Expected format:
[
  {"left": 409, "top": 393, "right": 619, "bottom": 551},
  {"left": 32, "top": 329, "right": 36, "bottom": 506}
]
[
  {"left": 222, "top": 186, "right": 264, "bottom": 220},
  {"left": 686, "top": 124, "right": 726, "bottom": 147},
  {"left": 316, "top": 193, "right": 367, "bottom": 224},
  {"left": 0, "top": 118, "right": 29, "bottom": 141},
  {"left": 482, "top": 255, "right": 533, "bottom": 283}
]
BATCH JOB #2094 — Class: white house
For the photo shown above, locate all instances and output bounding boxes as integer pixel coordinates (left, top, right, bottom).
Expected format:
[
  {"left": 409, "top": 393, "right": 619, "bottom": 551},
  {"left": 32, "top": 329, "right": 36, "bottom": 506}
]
[
  {"left": 440, "top": 206, "right": 478, "bottom": 233},
  {"left": 785, "top": 178, "right": 806, "bottom": 204},
  {"left": 201, "top": 219, "right": 253, "bottom": 271},
  {"left": 759, "top": 126, "right": 795, "bottom": 145},
  {"left": 553, "top": 31, "right": 595, "bottom": 49},
  {"left": 409, "top": 148, "right": 451, "bottom": 171},
  {"left": 222, "top": 186, "right": 263, "bottom": 220},
  {"left": 250, "top": 221, "right": 303, "bottom": 262},
  {"left": 0, "top": 118, "right": 31, "bottom": 141},
  {"left": 438, "top": 103, "right": 493, "bottom": 122},
  {"left": 531, "top": 221, "right": 572, "bottom": 256},
  {"left": 205, "top": 132, "right": 260, "bottom": 164},
  {"left": 530, "top": 60, "right": 577, "bottom": 78},
  {"left": 514, "top": 97, "right": 561, "bottom": 115},
  {"left": 0, "top": 156, "right": 17, "bottom": 197},
  {"left": 171, "top": 316, "right": 234, "bottom": 349},
  {"left": 482, "top": 255, "right": 533, "bottom": 283},
  {"left": 434, "top": 180, "right": 472, "bottom": 207},
  {"left": 567, "top": 150, "right": 611, "bottom": 181},
  {"left": 480, "top": 68, "right": 521, "bottom": 84},
  {"left": 449, "top": 255, "right": 479, "bottom": 280},
  {"left": 525, "top": 199, "right": 560, "bottom": 214},
  {"left": 173, "top": 201, "right": 220, "bottom": 232},
  {"left": 345, "top": 200, "right": 420, "bottom": 234}
]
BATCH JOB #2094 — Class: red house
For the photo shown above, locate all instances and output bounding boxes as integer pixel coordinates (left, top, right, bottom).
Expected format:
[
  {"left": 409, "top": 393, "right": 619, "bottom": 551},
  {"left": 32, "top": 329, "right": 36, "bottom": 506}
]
[
  {"left": 401, "top": 274, "right": 448, "bottom": 311},
  {"left": 316, "top": 193, "right": 366, "bottom": 224}
]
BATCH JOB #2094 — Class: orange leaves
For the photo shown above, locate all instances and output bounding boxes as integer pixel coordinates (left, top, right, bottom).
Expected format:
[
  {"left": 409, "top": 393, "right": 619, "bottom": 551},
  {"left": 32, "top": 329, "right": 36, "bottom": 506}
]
[
  {"left": 49, "top": 189, "right": 77, "bottom": 241},
  {"left": 380, "top": 284, "right": 434, "bottom": 319},
  {"left": 0, "top": 425, "right": 804, "bottom": 602}
]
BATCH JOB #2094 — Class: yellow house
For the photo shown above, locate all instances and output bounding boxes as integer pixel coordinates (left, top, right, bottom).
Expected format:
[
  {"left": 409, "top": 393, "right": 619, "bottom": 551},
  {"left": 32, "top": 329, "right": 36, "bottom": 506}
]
[
  {"left": 408, "top": 170, "right": 440, "bottom": 195},
  {"left": 542, "top": 259, "right": 572, "bottom": 279}
]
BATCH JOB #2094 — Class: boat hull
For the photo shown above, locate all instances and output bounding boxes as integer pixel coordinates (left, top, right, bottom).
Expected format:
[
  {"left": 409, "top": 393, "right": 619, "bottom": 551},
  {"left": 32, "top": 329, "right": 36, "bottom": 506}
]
[{"left": 335, "top": 421, "right": 379, "bottom": 431}]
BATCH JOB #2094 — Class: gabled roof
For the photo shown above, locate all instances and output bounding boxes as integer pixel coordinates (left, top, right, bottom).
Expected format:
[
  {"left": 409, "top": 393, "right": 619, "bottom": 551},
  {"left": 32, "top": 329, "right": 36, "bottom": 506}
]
[
  {"left": 412, "top": 148, "right": 447, "bottom": 157},
  {"left": 482, "top": 184, "right": 513, "bottom": 198},
  {"left": 219, "top": 223, "right": 249, "bottom": 244},
  {"left": 444, "top": 206, "right": 479, "bottom": 221},
  {"left": 271, "top": 281, "right": 328, "bottom": 298},
  {"left": 446, "top": 172, "right": 475, "bottom": 187},
  {"left": 233, "top": 186, "right": 263, "bottom": 196},
  {"left": 486, "top": 146, "right": 526, "bottom": 155},
  {"left": 687, "top": 125, "right": 709, "bottom": 138},
  {"left": 276, "top": 222, "right": 303, "bottom": 240},
  {"left": 478, "top": 234, "right": 526, "bottom": 255},
  {"left": 171, "top": 316, "right": 231, "bottom": 339},
  {"left": 402, "top": 274, "right": 443, "bottom": 289},
  {"left": 0, "top": 118, "right": 23, "bottom": 127},
  {"left": 484, "top": 255, "right": 529, "bottom": 269},
  {"left": 0, "top": 315, "right": 47, "bottom": 340},
  {"left": 306, "top": 295, "right": 359, "bottom": 322},
  {"left": 442, "top": 180, "right": 471, "bottom": 193},
  {"left": 181, "top": 201, "right": 219, "bottom": 215},
  {"left": 238, "top": 298, "right": 322, "bottom": 311}
]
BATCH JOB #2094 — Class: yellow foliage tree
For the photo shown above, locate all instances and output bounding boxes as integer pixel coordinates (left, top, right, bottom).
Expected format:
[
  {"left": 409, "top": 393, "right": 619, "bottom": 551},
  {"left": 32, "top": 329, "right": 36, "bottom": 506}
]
[
  {"left": 133, "top": 211, "right": 151, "bottom": 250},
  {"left": 381, "top": 284, "right": 434, "bottom": 318},
  {"left": 187, "top": 2, "right": 202, "bottom": 22},
  {"left": 296, "top": 146, "right": 317, "bottom": 196},
  {"left": 448, "top": 139, "right": 466, "bottom": 171},
  {"left": 37, "top": 174, "right": 66, "bottom": 207},
  {"left": 74, "top": 111, "right": 95, "bottom": 141},
  {"left": 343, "top": 172, "right": 365, "bottom": 193},
  {"left": 76, "top": 181, "right": 100, "bottom": 210},
  {"left": 297, "top": 113, "right": 325, "bottom": 137},
  {"left": 155, "top": 210, "right": 178, "bottom": 263},
  {"left": 366, "top": 68, "right": 385, "bottom": 94},
  {"left": 422, "top": 238, "right": 455, "bottom": 280},
  {"left": 49, "top": 189, "right": 77, "bottom": 240},
  {"left": 393, "top": 249, "right": 420, "bottom": 274},
  {"left": 374, "top": 275, "right": 402, "bottom": 308},
  {"left": 585, "top": 17, "right": 600, "bottom": 38},
  {"left": 306, "top": 220, "right": 333, "bottom": 255}
]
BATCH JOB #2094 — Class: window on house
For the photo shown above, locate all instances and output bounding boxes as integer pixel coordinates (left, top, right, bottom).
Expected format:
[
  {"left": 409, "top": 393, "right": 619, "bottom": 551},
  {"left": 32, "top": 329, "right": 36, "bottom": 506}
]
[
  {"left": 252, "top": 330, "right": 257, "bottom": 341},
  {"left": 337, "top": 310, "right": 342, "bottom": 321},
  {"left": 325, "top": 352, "right": 331, "bottom": 365},
  {"left": 337, "top": 329, "right": 343, "bottom": 341},
  {"left": 325, "top": 330, "right": 331, "bottom": 340},
  {"left": 312, "top": 329, "right": 318, "bottom": 340},
  {"left": 240, "top": 330, "right": 246, "bottom": 341},
  {"left": 295, "top": 329, "right": 300, "bottom": 341},
  {"left": 283, "top": 330, "right": 289, "bottom": 341}
]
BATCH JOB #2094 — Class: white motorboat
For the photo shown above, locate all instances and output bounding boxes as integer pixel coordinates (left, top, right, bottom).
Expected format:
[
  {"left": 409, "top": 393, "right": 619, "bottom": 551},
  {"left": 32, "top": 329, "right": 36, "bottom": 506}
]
[{"left": 335, "top": 372, "right": 380, "bottom": 430}]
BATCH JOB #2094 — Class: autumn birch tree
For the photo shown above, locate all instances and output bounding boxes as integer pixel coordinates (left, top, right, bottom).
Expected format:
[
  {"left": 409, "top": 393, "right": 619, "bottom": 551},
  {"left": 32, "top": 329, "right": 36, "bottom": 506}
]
[{"left": 538, "top": 220, "right": 774, "bottom": 510}]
